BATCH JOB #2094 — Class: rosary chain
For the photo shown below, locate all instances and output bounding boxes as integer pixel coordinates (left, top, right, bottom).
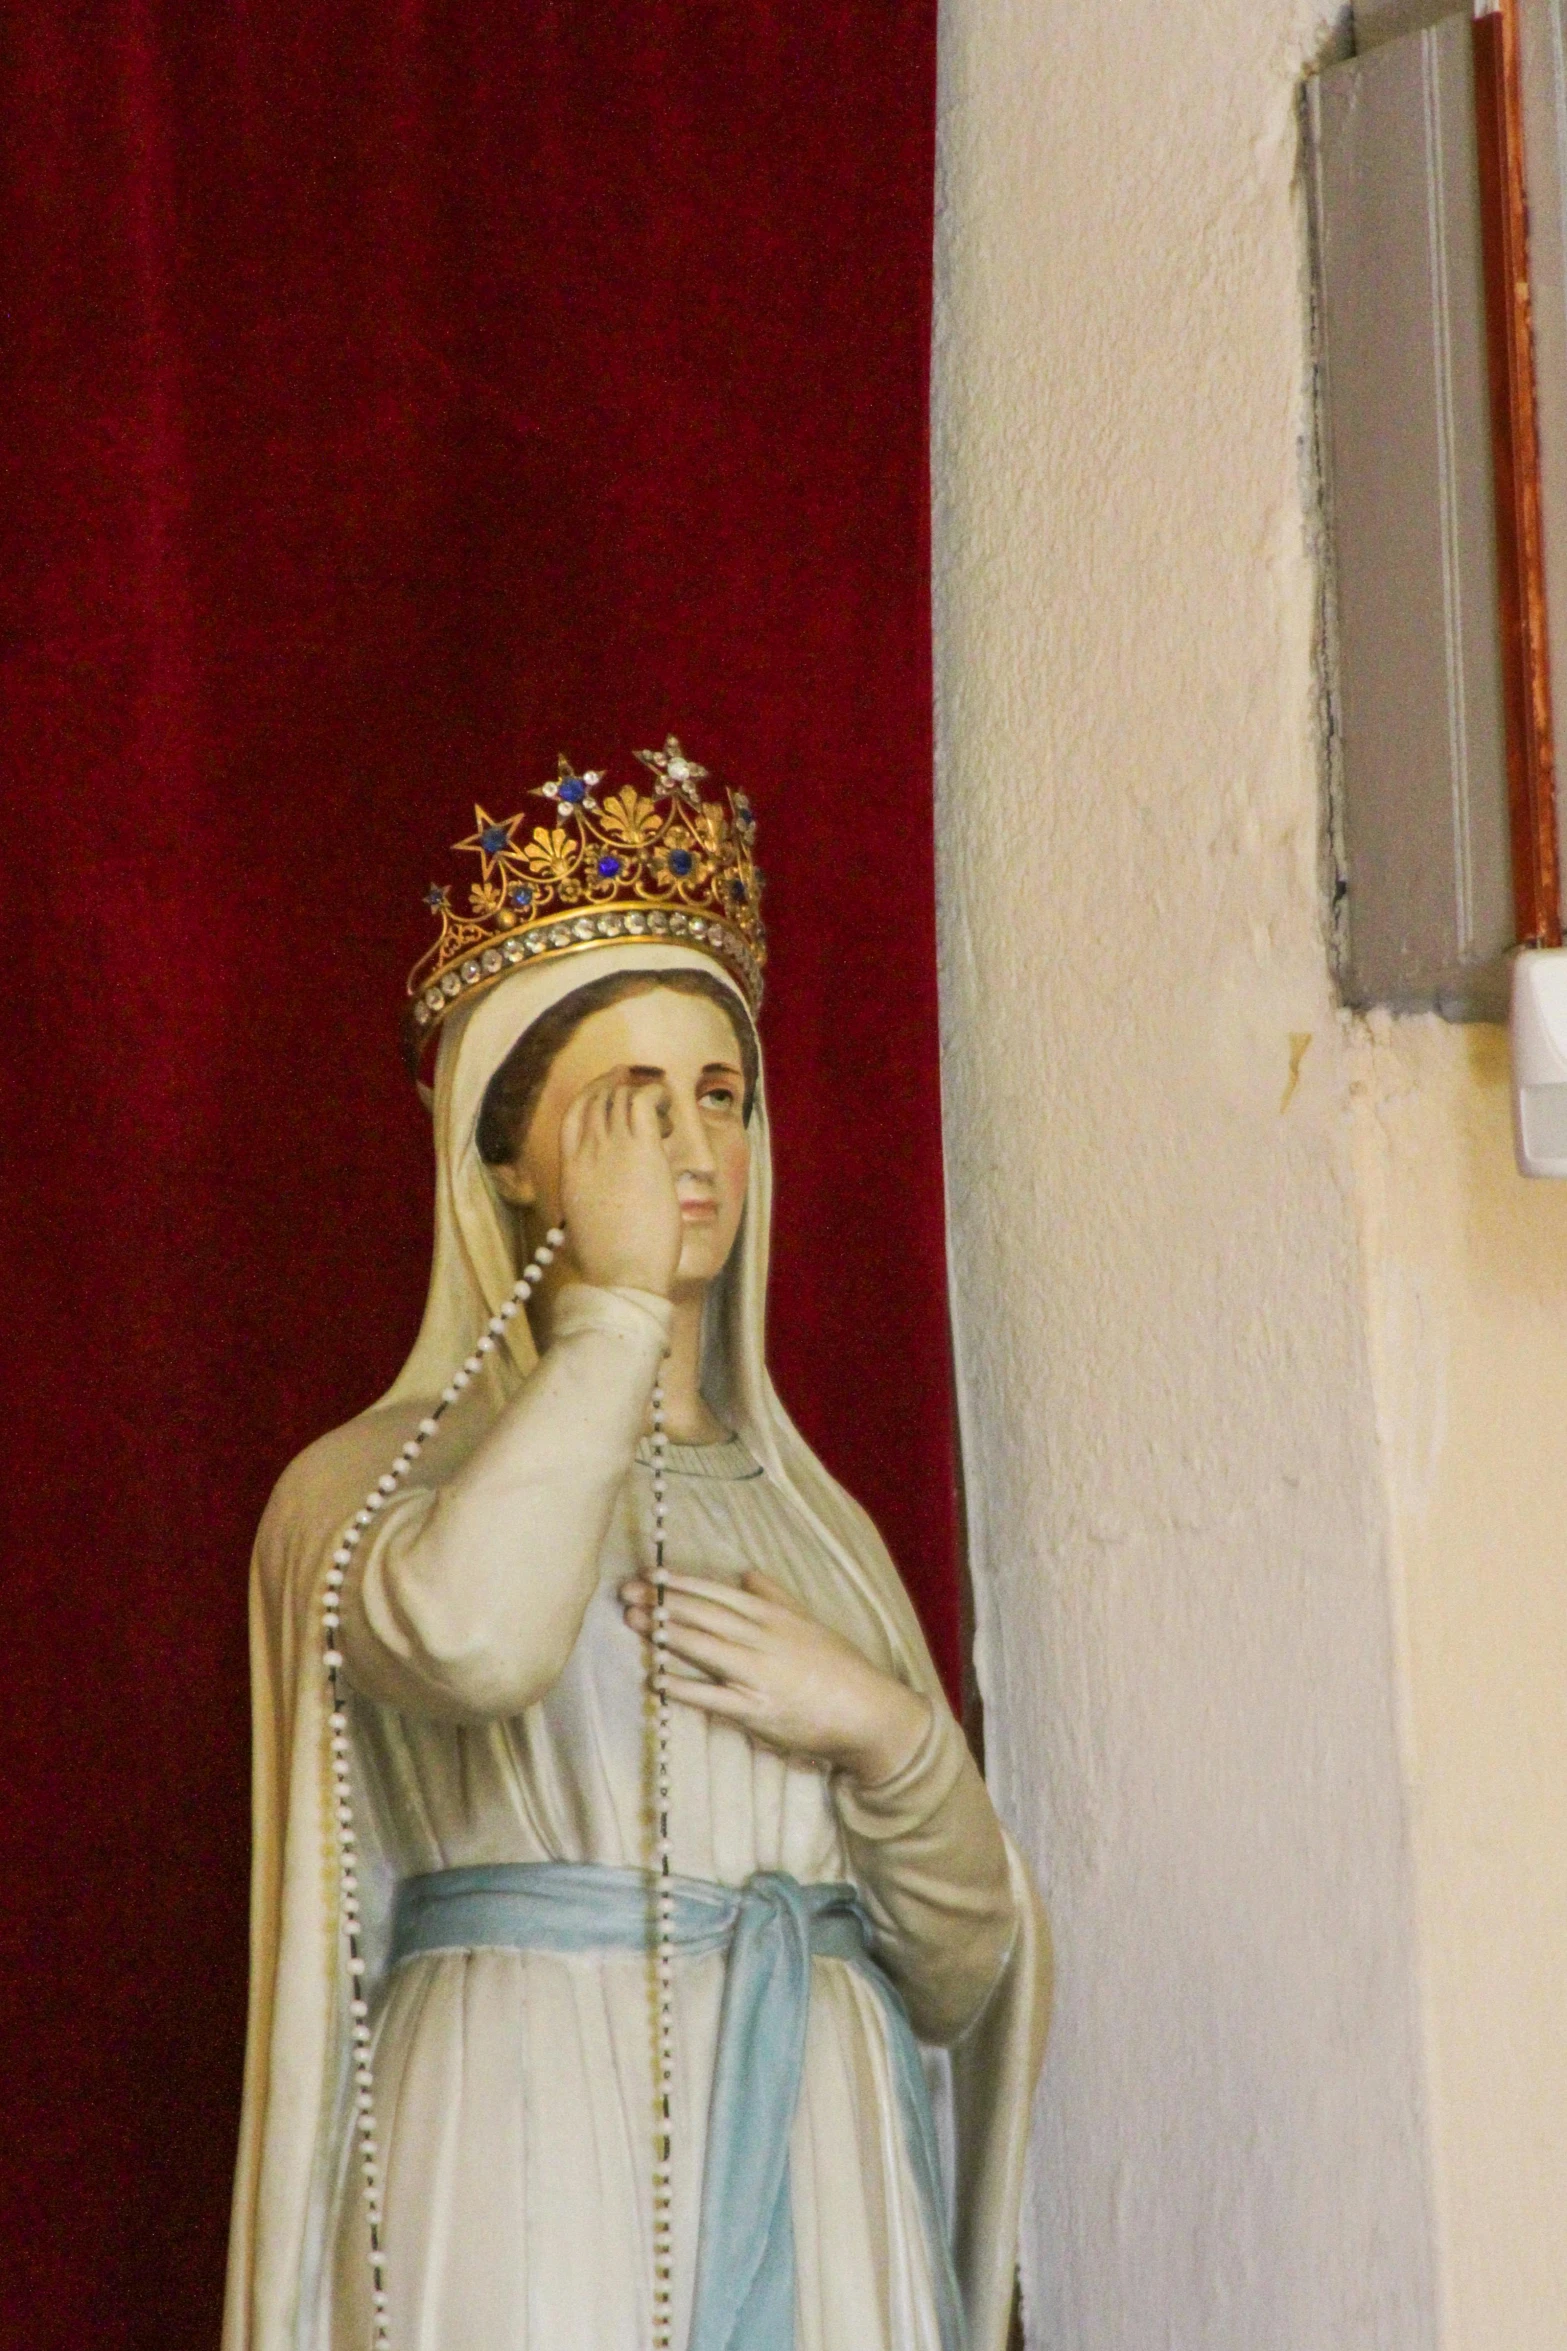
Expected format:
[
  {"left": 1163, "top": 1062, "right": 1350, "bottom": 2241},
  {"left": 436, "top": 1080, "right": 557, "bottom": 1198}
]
[
  {"left": 320, "top": 1223, "right": 566, "bottom": 2351},
  {"left": 649, "top": 1375, "right": 674, "bottom": 2349}
]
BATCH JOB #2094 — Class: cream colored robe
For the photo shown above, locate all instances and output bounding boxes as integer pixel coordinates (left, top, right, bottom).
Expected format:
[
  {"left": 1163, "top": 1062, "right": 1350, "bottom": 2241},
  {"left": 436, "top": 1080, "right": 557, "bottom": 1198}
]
[{"left": 223, "top": 946, "right": 1050, "bottom": 2351}]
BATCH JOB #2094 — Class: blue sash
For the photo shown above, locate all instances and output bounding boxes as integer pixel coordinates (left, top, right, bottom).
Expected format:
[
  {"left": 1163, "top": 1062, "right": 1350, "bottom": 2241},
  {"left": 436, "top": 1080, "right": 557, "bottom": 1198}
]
[{"left": 389, "top": 1862, "right": 965, "bottom": 2351}]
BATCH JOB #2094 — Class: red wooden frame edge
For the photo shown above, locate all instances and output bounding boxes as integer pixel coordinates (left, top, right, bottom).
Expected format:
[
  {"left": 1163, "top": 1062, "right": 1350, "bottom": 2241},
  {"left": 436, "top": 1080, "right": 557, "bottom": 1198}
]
[{"left": 1474, "top": 0, "right": 1563, "bottom": 948}]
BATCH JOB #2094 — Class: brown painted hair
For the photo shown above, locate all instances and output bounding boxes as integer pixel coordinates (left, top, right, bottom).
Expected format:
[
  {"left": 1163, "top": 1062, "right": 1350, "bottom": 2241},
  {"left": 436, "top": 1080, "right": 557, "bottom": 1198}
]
[{"left": 475, "top": 968, "right": 760, "bottom": 1167}]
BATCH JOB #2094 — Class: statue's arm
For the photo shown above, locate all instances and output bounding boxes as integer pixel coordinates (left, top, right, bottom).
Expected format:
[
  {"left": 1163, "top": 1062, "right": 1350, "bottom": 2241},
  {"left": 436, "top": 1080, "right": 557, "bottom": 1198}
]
[
  {"left": 836, "top": 1703, "right": 1019, "bottom": 2046},
  {"left": 339, "top": 1282, "right": 670, "bottom": 1721}
]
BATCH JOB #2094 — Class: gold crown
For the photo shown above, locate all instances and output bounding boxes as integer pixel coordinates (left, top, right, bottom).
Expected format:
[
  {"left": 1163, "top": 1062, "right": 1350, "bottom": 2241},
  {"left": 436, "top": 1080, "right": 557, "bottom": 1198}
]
[{"left": 403, "top": 738, "right": 766, "bottom": 1070}]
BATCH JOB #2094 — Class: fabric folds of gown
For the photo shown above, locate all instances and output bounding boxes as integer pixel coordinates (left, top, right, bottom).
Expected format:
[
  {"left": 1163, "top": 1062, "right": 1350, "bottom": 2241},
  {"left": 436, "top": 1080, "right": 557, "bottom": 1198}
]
[{"left": 326, "top": 1435, "right": 986, "bottom": 2351}]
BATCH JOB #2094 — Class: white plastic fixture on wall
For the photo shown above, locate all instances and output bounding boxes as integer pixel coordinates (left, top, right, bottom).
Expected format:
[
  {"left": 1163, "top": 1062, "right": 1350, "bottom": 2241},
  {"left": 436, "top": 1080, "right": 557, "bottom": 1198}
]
[{"left": 1510, "top": 946, "right": 1567, "bottom": 1170}]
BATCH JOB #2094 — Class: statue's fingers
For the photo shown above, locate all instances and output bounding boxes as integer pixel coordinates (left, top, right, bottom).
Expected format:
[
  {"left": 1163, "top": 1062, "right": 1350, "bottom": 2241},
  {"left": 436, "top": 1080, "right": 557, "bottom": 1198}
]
[
  {"left": 657, "top": 1573, "right": 770, "bottom": 1626},
  {"left": 657, "top": 1592, "right": 768, "bottom": 1650},
  {"left": 626, "top": 1082, "right": 666, "bottom": 1140},
  {"left": 740, "top": 1569, "right": 804, "bottom": 1615},
  {"left": 654, "top": 1622, "right": 757, "bottom": 1682},
  {"left": 657, "top": 1673, "right": 754, "bottom": 1723},
  {"left": 558, "top": 1088, "right": 589, "bottom": 1159}
]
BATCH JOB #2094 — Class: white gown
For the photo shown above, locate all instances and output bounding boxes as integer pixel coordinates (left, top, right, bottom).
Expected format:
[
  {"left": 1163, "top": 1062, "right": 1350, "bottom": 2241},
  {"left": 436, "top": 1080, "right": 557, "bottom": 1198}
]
[
  {"left": 223, "top": 943, "right": 1050, "bottom": 2351},
  {"left": 326, "top": 1285, "right": 1019, "bottom": 2351}
]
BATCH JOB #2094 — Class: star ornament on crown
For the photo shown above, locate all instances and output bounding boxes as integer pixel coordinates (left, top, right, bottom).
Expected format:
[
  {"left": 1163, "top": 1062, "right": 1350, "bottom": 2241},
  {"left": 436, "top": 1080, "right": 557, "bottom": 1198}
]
[{"left": 402, "top": 738, "right": 766, "bottom": 1071}]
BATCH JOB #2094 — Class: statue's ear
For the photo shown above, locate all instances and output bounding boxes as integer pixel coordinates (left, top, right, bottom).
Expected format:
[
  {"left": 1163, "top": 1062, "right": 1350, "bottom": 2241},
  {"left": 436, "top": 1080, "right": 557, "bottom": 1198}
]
[{"left": 487, "top": 1161, "right": 537, "bottom": 1209}]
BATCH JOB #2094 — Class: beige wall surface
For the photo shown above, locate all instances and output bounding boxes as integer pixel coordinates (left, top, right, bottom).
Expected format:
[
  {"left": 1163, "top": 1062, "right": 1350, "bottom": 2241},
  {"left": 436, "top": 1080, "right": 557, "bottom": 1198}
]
[
  {"left": 933, "top": 0, "right": 1567, "bottom": 2346},
  {"left": 1353, "top": 1016, "right": 1567, "bottom": 2349}
]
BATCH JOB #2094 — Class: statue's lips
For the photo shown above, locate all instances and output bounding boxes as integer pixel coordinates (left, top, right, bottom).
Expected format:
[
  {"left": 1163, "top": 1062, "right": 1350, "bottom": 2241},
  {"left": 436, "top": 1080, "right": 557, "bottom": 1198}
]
[{"left": 678, "top": 1198, "right": 719, "bottom": 1221}]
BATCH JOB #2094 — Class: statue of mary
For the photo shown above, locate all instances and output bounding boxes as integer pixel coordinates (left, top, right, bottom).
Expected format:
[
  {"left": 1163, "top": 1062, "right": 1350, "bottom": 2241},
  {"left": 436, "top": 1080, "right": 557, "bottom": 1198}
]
[{"left": 222, "top": 753, "right": 1050, "bottom": 2351}]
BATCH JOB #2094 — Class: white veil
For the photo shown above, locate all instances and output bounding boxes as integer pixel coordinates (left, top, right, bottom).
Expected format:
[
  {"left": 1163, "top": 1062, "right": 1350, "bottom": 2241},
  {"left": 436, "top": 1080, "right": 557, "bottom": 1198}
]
[{"left": 224, "top": 946, "right": 1048, "bottom": 2351}]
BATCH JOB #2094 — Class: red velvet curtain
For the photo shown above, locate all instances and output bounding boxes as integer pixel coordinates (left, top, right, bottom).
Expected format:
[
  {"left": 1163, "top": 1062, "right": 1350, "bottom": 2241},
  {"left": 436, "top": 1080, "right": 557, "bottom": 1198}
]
[{"left": 0, "top": 8, "right": 945, "bottom": 2343}]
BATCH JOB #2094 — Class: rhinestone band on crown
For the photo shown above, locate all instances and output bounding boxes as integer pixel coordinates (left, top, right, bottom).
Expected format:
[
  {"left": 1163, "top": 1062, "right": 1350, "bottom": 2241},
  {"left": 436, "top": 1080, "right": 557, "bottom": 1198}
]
[{"left": 403, "top": 737, "right": 765, "bottom": 1072}]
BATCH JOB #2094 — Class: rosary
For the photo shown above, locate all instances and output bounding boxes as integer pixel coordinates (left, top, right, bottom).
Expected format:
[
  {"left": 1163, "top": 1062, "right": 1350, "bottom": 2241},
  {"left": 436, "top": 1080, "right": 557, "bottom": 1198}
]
[{"left": 320, "top": 1222, "right": 676, "bottom": 2351}]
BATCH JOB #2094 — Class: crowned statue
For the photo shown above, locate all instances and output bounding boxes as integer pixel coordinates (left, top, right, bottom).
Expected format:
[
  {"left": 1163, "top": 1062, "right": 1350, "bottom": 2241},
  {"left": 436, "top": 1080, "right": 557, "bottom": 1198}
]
[{"left": 223, "top": 742, "right": 1050, "bottom": 2351}]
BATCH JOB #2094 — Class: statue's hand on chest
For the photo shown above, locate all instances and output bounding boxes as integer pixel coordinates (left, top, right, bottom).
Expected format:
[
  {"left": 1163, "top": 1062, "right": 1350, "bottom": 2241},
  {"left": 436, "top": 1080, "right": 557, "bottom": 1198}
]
[{"left": 619, "top": 1568, "right": 931, "bottom": 1788}]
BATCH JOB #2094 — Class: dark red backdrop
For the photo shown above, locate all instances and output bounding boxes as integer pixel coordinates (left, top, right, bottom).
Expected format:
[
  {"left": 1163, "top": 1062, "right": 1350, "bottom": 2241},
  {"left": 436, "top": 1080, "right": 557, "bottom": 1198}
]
[{"left": 0, "top": 8, "right": 948, "bottom": 2344}]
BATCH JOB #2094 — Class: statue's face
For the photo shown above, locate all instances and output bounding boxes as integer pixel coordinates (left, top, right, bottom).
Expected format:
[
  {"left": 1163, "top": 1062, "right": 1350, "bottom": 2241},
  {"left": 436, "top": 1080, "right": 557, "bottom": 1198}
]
[{"left": 504, "top": 987, "right": 752, "bottom": 1296}]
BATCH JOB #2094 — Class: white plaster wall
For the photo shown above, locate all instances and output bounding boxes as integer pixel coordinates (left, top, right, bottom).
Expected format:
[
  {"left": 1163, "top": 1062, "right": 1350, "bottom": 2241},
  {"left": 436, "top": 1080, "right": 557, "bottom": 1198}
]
[
  {"left": 931, "top": 2, "right": 1442, "bottom": 2343},
  {"left": 1351, "top": 1016, "right": 1567, "bottom": 2351}
]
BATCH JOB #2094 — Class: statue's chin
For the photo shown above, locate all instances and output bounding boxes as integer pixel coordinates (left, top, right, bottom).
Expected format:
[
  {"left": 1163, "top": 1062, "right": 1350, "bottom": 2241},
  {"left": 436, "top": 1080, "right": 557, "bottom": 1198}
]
[{"left": 672, "top": 1231, "right": 737, "bottom": 1296}]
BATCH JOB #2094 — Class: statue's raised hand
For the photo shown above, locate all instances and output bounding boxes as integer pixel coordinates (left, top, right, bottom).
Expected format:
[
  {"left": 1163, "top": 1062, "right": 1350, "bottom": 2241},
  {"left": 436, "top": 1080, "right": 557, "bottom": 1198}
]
[{"left": 557, "top": 1068, "right": 683, "bottom": 1298}]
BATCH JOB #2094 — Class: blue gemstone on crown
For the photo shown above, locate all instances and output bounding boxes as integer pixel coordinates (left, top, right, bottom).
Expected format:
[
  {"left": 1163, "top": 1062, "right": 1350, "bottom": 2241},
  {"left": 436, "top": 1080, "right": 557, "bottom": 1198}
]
[
  {"left": 598, "top": 854, "right": 622, "bottom": 879},
  {"left": 424, "top": 884, "right": 449, "bottom": 910},
  {"left": 729, "top": 878, "right": 747, "bottom": 901},
  {"left": 668, "top": 848, "right": 694, "bottom": 877},
  {"left": 558, "top": 776, "right": 587, "bottom": 806},
  {"left": 511, "top": 885, "right": 533, "bottom": 908},
  {"left": 480, "top": 824, "right": 510, "bottom": 855}
]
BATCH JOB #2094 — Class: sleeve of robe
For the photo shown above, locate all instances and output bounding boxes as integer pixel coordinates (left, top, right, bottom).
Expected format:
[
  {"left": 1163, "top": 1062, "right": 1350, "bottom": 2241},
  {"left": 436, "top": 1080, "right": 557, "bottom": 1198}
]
[
  {"left": 834, "top": 1701, "right": 1021, "bottom": 2047},
  {"left": 339, "top": 1281, "right": 671, "bottom": 1721},
  {"left": 839, "top": 1699, "right": 1051, "bottom": 2351}
]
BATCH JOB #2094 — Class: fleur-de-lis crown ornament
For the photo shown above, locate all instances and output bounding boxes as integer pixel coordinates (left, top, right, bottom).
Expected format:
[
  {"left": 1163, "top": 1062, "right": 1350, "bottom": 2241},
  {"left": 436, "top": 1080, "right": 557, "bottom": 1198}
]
[{"left": 403, "top": 738, "right": 766, "bottom": 1071}]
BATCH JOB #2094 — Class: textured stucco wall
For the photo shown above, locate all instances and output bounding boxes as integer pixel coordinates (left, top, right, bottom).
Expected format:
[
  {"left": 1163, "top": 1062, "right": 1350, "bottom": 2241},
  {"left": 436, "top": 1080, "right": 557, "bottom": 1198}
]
[
  {"left": 931, "top": 2, "right": 1441, "bottom": 2343},
  {"left": 1352, "top": 1016, "right": 1567, "bottom": 2351}
]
